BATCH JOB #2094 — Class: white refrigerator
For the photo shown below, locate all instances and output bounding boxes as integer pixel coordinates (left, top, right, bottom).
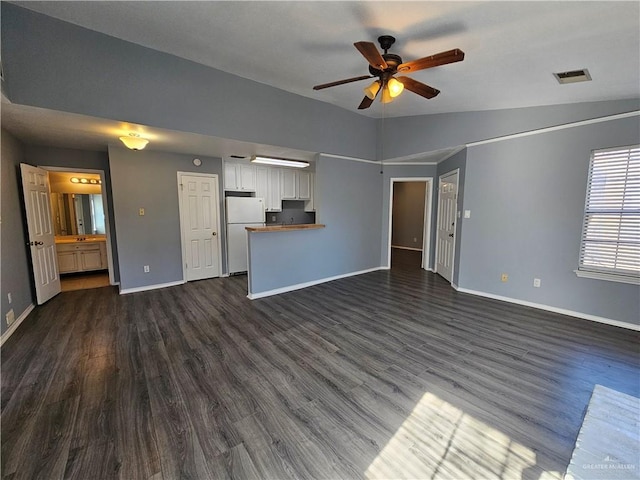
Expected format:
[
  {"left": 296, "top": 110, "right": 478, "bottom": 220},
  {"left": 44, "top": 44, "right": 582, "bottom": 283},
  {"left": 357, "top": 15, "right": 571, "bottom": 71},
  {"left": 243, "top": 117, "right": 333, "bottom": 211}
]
[{"left": 226, "top": 197, "right": 265, "bottom": 274}]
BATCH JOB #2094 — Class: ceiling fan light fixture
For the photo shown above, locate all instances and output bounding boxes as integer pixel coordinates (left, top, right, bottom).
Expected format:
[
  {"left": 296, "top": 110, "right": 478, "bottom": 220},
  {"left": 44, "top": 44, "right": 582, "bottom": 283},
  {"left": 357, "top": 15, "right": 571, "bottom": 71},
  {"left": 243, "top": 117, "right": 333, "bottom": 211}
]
[
  {"left": 363, "top": 80, "right": 381, "bottom": 100},
  {"left": 119, "top": 133, "right": 149, "bottom": 150},
  {"left": 381, "top": 87, "right": 394, "bottom": 104},
  {"left": 387, "top": 77, "right": 404, "bottom": 98}
]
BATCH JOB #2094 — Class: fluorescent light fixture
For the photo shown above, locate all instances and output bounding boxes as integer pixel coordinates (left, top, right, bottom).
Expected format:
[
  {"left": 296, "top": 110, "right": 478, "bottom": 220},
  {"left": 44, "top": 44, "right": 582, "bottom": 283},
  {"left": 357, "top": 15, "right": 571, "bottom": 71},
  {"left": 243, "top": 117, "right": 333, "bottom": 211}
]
[
  {"left": 119, "top": 133, "right": 149, "bottom": 150},
  {"left": 251, "top": 156, "right": 309, "bottom": 168}
]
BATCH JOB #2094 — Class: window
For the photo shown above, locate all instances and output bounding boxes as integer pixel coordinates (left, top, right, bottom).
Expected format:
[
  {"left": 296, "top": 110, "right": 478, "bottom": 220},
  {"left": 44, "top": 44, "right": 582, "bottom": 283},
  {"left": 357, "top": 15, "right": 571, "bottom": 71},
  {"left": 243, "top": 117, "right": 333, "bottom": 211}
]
[{"left": 576, "top": 145, "right": 639, "bottom": 284}]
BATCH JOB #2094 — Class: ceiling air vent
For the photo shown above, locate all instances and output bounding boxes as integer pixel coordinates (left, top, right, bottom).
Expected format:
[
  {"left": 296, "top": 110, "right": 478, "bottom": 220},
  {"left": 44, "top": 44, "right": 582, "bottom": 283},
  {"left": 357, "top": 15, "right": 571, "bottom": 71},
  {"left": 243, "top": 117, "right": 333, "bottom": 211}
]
[{"left": 554, "top": 69, "right": 591, "bottom": 84}]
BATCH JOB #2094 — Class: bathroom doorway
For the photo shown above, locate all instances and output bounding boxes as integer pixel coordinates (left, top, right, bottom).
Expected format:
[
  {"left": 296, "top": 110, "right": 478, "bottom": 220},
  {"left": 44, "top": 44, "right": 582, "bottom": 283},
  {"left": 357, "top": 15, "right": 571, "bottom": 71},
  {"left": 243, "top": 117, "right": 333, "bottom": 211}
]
[{"left": 46, "top": 169, "right": 115, "bottom": 292}]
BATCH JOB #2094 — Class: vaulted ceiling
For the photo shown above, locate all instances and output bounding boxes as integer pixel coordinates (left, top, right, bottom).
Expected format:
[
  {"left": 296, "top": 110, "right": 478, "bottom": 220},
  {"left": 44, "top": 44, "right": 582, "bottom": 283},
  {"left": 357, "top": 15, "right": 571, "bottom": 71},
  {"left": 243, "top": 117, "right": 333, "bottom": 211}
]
[
  {"left": 2, "top": 1, "right": 639, "bottom": 158},
  {"left": 9, "top": 1, "right": 640, "bottom": 118}
]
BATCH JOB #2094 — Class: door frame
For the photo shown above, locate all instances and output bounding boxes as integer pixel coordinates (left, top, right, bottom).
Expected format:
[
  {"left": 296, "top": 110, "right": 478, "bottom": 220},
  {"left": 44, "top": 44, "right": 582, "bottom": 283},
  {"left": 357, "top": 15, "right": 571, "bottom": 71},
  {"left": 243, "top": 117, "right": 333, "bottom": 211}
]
[
  {"left": 386, "top": 177, "right": 434, "bottom": 270},
  {"left": 435, "top": 168, "right": 460, "bottom": 284},
  {"left": 41, "top": 166, "right": 117, "bottom": 286},
  {"left": 177, "top": 172, "right": 223, "bottom": 282}
]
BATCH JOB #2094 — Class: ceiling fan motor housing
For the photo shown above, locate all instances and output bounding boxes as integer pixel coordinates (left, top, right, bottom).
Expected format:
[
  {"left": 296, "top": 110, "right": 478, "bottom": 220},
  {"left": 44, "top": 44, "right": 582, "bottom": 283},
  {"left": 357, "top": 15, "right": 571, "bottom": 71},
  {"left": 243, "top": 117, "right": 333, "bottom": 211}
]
[{"left": 369, "top": 53, "right": 402, "bottom": 77}]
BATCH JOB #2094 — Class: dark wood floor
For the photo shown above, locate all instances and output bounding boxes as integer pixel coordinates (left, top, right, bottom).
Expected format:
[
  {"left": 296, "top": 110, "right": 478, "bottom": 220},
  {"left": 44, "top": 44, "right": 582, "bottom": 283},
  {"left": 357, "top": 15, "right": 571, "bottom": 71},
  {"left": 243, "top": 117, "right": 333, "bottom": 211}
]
[{"left": 2, "top": 256, "right": 638, "bottom": 479}]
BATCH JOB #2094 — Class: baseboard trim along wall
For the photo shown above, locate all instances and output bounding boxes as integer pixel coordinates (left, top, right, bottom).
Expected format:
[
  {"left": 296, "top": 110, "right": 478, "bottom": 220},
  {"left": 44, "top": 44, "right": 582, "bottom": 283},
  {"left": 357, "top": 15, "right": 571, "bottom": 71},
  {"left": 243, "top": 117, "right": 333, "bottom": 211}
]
[
  {"left": 391, "top": 245, "right": 424, "bottom": 252},
  {"left": 453, "top": 285, "right": 640, "bottom": 332},
  {"left": 1, "top": 303, "right": 35, "bottom": 347},
  {"left": 248, "top": 267, "right": 386, "bottom": 300},
  {"left": 120, "top": 280, "right": 185, "bottom": 295}
]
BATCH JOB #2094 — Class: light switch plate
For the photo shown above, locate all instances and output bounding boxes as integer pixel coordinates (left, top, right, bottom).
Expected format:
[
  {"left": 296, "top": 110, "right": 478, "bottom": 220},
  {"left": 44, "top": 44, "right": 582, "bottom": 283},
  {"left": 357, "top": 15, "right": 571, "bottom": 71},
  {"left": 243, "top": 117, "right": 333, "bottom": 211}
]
[
  {"left": 139, "top": 208, "right": 145, "bottom": 216},
  {"left": 464, "top": 210, "right": 471, "bottom": 218}
]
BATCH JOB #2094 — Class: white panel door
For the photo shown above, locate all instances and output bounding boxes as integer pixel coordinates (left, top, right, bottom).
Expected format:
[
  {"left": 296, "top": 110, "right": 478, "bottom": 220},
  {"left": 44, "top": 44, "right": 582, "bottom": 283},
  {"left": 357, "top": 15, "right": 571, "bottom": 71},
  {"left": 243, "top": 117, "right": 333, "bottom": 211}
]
[
  {"left": 20, "top": 163, "right": 61, "bottom": 304},
  {"left": 180, "top": 174, "right": 221, "bottom": 281},
  {"left": 436, "top": 171, "right": 459, "bottom": 283}
]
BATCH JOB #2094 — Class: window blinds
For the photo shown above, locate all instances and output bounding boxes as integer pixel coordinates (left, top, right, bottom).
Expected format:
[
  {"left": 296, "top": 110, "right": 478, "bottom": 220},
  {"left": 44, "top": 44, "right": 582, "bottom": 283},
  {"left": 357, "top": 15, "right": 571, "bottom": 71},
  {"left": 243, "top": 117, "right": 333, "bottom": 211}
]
[{"left": 579, "top": 145, "right": 639, "bottom": 279}]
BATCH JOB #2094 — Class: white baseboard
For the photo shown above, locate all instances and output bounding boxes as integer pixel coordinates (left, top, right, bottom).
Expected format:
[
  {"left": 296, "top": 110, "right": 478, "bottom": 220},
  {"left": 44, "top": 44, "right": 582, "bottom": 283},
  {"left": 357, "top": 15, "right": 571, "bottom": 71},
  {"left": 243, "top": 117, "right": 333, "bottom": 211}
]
[
  {"left": 454, "top": 286, "right": 640, "bottom": 332},
  {"left": 1, "top": 303, "right": 35, "bottom": 347},
  {"left": 119, "top": 280, "right": 185, "bottom": 295},
  {"left": 392, "top": 245, "right": 423, "bottom": 252},
  {"left": 248, "top": 266, "right": 385, "bottom": 300}
]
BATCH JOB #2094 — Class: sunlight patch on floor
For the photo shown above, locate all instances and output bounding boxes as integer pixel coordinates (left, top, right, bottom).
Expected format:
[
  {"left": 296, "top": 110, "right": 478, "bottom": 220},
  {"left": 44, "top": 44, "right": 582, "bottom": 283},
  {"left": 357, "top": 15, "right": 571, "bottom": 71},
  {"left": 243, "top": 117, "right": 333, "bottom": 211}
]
[{"left": 365, "top": 391, "right": 562, "bottom": 479}]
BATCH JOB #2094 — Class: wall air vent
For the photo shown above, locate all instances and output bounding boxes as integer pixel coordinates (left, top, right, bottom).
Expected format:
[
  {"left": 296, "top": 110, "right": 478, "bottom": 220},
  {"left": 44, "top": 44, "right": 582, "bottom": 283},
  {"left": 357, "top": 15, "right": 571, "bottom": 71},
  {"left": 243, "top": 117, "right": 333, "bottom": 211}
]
[
  {"left": 554, "top": 69, "right": 592, "bottom": 84},
  {"left": 229, "top": 155, "right": 246, "bottom": 159}
]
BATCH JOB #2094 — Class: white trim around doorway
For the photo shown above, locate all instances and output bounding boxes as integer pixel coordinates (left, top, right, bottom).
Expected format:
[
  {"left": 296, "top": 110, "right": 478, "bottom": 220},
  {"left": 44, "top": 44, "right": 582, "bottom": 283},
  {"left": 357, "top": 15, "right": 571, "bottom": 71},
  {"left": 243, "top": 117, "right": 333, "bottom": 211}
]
[{"left": 387, "top": 177, "right": 434, "bottom": 271}]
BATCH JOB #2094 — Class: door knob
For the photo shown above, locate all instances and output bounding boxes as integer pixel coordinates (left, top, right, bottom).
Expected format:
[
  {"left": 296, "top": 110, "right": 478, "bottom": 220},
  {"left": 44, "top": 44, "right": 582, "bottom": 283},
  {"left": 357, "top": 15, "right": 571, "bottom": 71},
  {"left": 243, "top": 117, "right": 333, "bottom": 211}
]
[
  {"left": 212, "top": 232, "right": 217, "bottom": 236},
  {"left": 35, "top": 241, "right": 44, "bottom": 245},
  {"left": 448, "top": 233, "right": 454, "bottom": 238}
]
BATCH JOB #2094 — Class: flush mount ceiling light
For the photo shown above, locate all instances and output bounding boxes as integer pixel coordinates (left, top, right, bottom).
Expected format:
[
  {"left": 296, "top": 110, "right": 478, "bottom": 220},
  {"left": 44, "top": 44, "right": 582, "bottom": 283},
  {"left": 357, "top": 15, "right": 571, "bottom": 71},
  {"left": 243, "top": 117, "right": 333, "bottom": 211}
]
[
  {"left": 119, "top": 132, "right": 149, "bottom": 150},
  {"left": 250, "top": 156, "right": 309, "bottom": 168}
]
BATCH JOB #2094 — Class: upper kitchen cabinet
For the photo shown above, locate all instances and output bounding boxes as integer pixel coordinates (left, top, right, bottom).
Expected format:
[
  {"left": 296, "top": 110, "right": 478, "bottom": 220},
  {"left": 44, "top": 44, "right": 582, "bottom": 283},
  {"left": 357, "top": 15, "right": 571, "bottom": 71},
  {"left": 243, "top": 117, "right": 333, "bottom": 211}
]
[
  {"left": 255, "top": 167, "right": 281, "bottom": 212},
  {"left": 281, "top": 169, "right": 311, "bottom": 201},
  {"left": 224, "top": 162, "right": 256, "bottom": 191}
]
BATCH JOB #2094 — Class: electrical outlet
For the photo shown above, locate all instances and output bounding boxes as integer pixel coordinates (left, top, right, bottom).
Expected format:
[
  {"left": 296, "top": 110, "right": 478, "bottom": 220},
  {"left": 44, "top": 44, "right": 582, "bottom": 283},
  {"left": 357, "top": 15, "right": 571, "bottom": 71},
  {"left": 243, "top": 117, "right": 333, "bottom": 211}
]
[
  {"left": 139, "top": 208, "right": 145, "bottom": 216},
  {"left": 533, "top": 278, "right": 541, "bottom": 288},
  {"left": 501, "top": 273, "right": 509, "bottom": 282},
  {"left": 7, "top": 293, "right": 11, "bottom": 305},
  {"left": 271, "top": 215, "right": 276, "bottom": 222},
  {"left": 143, "top": 265, "right": 150, "bottom": 273},
  {"left": 6, "top": 309, "right": 15, "bottom": 326}
]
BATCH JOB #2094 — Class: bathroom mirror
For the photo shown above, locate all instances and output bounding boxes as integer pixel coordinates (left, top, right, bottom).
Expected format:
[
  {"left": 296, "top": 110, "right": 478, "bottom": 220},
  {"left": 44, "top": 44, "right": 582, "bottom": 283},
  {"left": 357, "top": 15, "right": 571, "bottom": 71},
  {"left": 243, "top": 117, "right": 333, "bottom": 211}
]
[{"left": 50, "top": 193, "right": 106, "bottom": 236}]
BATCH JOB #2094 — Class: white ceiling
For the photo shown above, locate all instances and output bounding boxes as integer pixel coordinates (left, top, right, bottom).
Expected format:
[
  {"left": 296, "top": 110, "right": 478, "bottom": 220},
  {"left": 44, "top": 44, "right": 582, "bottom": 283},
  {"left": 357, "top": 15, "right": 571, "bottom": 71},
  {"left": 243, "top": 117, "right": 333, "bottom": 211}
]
[{"left": 3, "top": 1, "right": 639, "bottom": 159}]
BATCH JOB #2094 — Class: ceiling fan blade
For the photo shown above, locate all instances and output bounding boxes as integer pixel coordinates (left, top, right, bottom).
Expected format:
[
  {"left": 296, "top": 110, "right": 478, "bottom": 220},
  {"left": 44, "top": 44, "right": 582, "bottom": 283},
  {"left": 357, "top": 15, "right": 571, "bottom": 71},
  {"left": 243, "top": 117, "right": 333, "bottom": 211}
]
[
  {"left": 358, "top": 96, "right": 375, "bottom": 110},
  {"left": 397, "top": 49, "right": 464, "bottom": 73},
  {"left": 396, "top": 76, "right": 440, "bottom": 99},
  {"left": 313, "top": 75, "right": 374, "bottom": 90},
  {"left": 354, "top": 41, "right": 388, "bottom": 70}
]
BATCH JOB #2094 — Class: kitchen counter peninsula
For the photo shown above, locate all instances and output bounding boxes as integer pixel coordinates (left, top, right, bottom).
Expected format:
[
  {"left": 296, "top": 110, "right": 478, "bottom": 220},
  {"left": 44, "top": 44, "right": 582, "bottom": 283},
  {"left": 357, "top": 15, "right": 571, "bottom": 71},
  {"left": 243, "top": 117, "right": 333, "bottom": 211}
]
[{"left": 245, "top": 224, "right": 325, "bottom": 233}]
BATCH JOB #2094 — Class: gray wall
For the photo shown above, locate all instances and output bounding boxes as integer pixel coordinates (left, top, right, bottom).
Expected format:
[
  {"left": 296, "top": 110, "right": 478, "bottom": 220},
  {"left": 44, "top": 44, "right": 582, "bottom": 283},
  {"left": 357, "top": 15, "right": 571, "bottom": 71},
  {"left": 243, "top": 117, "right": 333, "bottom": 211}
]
[
  {"left": 108, "top": 146, "right": 223, "bottom": 290},
  {"left": 1, "top": 130, "right": 33, "bottom": 336},
  {"left": 459, "top": 115, "right": 640, "bottom": 325},
  {"left": 24, "top": 145, "right": 120, "bottom": 281},
  {"left": 247, "top": 155, "right": 383, "bottom": 295},
  {"left": 2, "top": 3, "right": 377, "bottom": 161},
  {"left": 392, "top": 182, "right": 427, "bottom": 249}
]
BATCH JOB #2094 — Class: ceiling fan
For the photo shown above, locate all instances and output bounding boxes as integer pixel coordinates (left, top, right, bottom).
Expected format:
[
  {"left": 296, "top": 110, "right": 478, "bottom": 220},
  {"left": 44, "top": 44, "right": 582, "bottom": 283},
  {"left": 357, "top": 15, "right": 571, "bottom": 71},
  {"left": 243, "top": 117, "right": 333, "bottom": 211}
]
[{"left": 313, "top": 35, "right": 464, "bottom": 110}]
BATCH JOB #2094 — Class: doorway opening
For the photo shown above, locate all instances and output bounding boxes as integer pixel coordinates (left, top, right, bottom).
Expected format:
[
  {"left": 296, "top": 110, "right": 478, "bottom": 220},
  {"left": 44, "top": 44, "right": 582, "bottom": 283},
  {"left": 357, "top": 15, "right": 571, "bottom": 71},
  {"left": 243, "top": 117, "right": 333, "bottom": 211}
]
[
  {"left": 45, "top": 168, "right": 115, "bottom": 292},
  {"left": 387, "top": 178, "right": 433, "bottom": 270}
]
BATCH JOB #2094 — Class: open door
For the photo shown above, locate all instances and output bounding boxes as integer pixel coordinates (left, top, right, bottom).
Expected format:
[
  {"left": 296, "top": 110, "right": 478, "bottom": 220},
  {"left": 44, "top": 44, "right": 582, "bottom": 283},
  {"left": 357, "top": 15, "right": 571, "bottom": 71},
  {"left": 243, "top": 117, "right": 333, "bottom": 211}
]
[
  {"left": 435, "top": 170, "right": 459, "bottom": 283},
  {"left": 20, "top": 163, "right": 61, "bottom": 304}
]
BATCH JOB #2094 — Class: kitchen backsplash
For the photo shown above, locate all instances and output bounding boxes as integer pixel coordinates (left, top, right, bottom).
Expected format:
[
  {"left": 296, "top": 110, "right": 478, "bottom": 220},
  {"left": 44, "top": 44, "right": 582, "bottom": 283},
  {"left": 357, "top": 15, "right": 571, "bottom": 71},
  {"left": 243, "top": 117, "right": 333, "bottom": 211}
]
[{"left": 266, "top": 200, "right": 315, "bottom": 225}]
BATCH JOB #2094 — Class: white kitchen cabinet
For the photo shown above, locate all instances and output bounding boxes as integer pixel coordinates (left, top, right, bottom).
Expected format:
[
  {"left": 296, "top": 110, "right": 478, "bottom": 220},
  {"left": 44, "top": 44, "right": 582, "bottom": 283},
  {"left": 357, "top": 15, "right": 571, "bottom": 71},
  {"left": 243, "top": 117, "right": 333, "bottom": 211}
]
[
  {"left": 268, "top": 168, "right": 282, "bottom": 211},
  {"left": 56, "top": 241, "right": 107, "bottom": 274},
  {"left": 280, "top": 169, "right": 297, "bottom": 199},
  {"left": 304, "top": 173, "right": 315, "bottom": 212},
  {"left": 297, "top": 171, "right": 311, "bottom": 200},
  {"left": 224, "top": 162, "right": 256, "bottom": 191},
  {"left": 255, "top": 166, "right": 269, "bottom": 202}
]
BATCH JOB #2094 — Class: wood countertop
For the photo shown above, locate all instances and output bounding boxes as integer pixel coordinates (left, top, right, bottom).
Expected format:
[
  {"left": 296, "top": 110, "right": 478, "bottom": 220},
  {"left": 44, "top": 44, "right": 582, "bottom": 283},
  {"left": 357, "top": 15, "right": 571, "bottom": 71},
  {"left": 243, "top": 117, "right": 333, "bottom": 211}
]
[{"left": 246, "top": 224, "right": 325, "bottom": 233}]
